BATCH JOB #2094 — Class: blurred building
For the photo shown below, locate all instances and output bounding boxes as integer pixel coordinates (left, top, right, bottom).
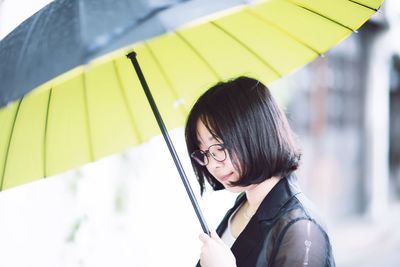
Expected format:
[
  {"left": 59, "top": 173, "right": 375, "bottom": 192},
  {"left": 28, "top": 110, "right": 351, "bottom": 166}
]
[
  {"left": 279, "top": 2, "right": 400, "bottom": 224},
  {"left": 390, "top": 54, "right": 400, "bottom": 200}
]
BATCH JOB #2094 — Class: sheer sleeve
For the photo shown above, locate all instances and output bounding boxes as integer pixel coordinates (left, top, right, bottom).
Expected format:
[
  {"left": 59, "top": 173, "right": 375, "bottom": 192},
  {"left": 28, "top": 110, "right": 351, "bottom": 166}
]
[{"left": 271, "top": 219, "right": 332, "bottom": 267}]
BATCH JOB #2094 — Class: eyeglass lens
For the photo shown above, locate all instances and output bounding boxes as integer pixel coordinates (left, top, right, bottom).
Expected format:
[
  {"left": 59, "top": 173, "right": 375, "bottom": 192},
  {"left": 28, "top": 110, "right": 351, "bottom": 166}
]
[{"left": 191, "top": 144, "right": 226, "bottom": 166}]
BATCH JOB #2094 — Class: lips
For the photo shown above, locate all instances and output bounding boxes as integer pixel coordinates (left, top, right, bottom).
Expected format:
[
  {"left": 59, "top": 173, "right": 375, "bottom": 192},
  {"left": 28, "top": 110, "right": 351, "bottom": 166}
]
[{"left": 218, "top": 172, "right": 233, "bottom": 182}]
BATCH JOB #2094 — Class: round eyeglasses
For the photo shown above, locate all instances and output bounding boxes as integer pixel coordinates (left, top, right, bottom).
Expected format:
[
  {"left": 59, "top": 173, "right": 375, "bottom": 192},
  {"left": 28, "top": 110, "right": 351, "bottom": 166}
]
[{"left": 190, "top": 144, "right": 227, "bottom": 166}]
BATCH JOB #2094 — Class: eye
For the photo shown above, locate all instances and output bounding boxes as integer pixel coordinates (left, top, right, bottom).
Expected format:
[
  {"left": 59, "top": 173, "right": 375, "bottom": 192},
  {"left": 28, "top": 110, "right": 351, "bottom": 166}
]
[{"left": 217, "top": 144, "right": 225, "bottom": 151}]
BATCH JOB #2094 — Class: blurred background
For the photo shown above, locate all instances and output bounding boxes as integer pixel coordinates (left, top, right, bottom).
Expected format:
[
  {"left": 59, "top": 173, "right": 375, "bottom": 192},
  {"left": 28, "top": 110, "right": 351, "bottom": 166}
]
[{"left": 0, "top": 0, "right": 399, "bottom": 266}]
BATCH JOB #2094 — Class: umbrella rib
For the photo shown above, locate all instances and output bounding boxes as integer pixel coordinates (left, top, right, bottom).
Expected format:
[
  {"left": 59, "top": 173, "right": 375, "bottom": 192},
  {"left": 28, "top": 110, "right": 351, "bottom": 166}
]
[
  {"left": 112, "top": 60, "right": 143, "bottom": 143},
  {"left": 43, "top": 89, "right": 53, "bottom": 178},
  {"left": 288, "top": 2, "right": 356, "bottom": 32},
  {"left": 210, "top": 21, "right": 282, "bottom": 78},
  {"left": 82, "top": 74, "right": 95, "bottom": 161},
  {"left": 0, "top": 98, "right": 23, "bottom": 191},
  {"left": 346, "top": 0, "right": 380, "bottom": 11},
  {"left": 244, "top": 9, "right": 321, "bottom": 56},
  {"left": 144, "top": 43, "right": 188, "bottom": 116},
  {"left": 174, "top": 32, "right": 222, "bottom": 81}
]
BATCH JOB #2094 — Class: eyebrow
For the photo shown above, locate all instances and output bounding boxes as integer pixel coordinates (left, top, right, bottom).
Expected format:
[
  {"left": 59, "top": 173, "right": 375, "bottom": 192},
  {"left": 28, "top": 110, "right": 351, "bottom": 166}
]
[
  {"left": 196, "top": 135, "right": 218, "bottom": 148},
  {"left": 208, "top": 136, "right": 216, "bottom": 141}
]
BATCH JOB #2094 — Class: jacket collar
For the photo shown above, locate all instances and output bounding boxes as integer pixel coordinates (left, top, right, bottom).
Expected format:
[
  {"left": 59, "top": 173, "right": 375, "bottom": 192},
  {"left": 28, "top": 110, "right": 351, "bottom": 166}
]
[
  {"left": 255, "top": 174, "right": 301, "bottom": 221},
  {"left": 217, "top": 175, "right": 301, "bottom": 266},
  {"left": 217, "top": 175, "right": 301, "bottom": 231}
]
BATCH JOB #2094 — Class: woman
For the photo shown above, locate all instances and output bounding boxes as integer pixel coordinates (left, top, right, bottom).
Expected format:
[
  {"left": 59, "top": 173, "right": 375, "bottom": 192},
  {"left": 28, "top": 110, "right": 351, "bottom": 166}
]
[{"left": 185, "top": 77, "right": 335, "bottom": 267}]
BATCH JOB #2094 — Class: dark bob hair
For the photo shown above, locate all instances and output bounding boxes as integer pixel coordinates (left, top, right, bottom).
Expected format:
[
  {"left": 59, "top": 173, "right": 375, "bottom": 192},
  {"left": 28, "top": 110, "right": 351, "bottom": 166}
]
[{"left": 185, "top": 76, "right": 301, "bottom": 195}]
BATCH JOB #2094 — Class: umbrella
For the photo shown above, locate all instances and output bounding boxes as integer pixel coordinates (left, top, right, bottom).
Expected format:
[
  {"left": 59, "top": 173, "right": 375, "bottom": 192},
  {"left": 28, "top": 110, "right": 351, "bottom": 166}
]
[{"left": 0, "top": 0, "right": 384, "bottom": 232}]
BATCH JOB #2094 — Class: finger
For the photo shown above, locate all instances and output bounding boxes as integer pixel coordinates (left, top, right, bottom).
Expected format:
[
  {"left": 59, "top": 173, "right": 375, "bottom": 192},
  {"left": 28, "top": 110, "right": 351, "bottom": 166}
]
[
  {"left": 210, "top": 230, "right": 218, "bottom": 239},
  {"left": 199, "top": 232, "right": 210, "bottom": 243},
  {"left": 210, "top": 230, "right": 224, "bottom": 245}
]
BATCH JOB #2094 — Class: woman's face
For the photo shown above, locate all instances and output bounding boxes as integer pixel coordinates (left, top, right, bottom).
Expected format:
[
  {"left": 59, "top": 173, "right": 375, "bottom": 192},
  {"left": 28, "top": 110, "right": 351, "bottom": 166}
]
[{"left": 196, "top": 119, "right": 250, "bottom": 193}]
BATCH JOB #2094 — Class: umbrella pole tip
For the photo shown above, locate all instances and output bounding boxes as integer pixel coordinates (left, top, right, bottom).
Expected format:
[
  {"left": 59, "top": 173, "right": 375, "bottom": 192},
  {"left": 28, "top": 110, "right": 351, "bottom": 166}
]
[{"left": 126, "top": 51, "right": 137, "bottom": 59}]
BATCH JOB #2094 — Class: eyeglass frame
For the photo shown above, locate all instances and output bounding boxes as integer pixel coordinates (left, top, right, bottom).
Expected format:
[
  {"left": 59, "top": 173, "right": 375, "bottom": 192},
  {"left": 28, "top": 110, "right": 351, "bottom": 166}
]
[{"left": 190, "top": 143, "right": 227, "bottom": 166}]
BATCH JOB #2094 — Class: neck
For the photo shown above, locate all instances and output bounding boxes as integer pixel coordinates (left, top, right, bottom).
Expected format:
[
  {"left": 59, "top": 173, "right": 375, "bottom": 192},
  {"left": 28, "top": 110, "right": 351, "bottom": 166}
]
[{"left": 245, "top": 176, "right": 280, "bottom": 215}]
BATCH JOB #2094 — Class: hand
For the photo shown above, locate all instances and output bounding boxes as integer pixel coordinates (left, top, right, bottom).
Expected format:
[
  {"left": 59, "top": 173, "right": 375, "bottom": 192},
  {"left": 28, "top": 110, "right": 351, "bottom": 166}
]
[{"left": 199, "top": 230, "right": 236, "bottom": 267}]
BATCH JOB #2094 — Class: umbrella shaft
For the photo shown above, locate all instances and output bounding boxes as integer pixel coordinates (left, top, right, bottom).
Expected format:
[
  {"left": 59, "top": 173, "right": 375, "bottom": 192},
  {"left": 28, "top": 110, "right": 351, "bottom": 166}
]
[{"left": 127, "top": 52, "right": 210, "bottom": 235}]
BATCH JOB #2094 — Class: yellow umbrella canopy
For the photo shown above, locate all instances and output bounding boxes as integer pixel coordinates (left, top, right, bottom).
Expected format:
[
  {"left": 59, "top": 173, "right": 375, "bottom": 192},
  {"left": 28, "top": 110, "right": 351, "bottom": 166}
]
[{"left": 0, "top": 0, "right": 384, "bottom": 191}]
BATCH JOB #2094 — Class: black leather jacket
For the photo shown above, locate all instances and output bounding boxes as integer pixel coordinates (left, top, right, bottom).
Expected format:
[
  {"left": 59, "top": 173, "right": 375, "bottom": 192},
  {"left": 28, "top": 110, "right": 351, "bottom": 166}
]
[{"left": 197, "top": 175, "right": 335, "bottom": 267}]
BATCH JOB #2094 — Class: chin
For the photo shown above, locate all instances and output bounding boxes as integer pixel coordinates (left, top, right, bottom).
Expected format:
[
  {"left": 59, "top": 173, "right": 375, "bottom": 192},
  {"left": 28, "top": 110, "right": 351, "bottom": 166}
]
[{"left": 225, "top": 185, "right": 246, "bottom": 193}]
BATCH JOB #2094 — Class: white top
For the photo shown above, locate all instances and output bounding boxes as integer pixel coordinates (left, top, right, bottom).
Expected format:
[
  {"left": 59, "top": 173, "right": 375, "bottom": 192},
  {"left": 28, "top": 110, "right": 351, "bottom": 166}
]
[{"left": 221, "top": 202, "right": 243, "bottom": 247}]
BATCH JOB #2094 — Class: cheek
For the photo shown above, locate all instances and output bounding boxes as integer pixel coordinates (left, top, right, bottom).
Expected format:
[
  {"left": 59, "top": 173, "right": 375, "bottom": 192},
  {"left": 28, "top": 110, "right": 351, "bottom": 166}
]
[
  {"left": 205, "top": 165, "right": 213, "bottom": 175},
  {"left": 227, "top": 153, "right": 242, "bottom": 173}
]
